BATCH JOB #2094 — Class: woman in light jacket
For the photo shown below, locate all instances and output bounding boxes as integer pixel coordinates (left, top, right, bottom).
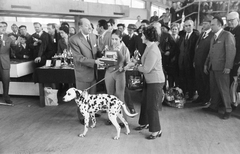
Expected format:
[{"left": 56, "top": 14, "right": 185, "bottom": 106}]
[
  {"left": 104, "top": 29, "right": 131, "bottom": 126},
  {"left": 128, "top": 25, "right": 165, "bottom": 139}
]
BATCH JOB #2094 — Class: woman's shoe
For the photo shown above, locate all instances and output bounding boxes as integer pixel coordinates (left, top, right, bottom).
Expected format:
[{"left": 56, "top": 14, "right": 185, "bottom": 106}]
[
  {"left": 134, "top": 124, "right": 149, "bottom": 131},
  {"left": 146, "top": 130, "right": 162, "bottom": 140}
]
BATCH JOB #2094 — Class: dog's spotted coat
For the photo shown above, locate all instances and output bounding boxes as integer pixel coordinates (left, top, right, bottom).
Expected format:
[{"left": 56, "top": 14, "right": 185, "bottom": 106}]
[{"left": 63, "top": 88, "right": 138, "bottom": 140}]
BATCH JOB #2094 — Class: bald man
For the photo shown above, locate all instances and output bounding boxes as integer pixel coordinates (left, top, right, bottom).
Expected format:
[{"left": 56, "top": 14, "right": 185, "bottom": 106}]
[{"left": 69, "top": 18, "right": 104, "bottom": 124}]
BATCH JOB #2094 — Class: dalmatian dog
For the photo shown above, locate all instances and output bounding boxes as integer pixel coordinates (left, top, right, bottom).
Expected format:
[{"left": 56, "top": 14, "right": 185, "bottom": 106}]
[{"left": 63, "top": 88, "right": 138, "bottom": 140}]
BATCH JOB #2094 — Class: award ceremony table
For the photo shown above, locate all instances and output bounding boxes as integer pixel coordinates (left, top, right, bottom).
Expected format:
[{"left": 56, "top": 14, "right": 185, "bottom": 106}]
[{"left": 34, "top": 66, "right": 140, "bottom": 107}]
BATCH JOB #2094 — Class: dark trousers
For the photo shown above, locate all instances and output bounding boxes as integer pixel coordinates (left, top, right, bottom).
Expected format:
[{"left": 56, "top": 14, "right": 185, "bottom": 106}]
[
  {"left": 124, "top": 88, "right": 135, "bottom": 110},
  {"left": 138, "top": 82, "right": 164, "bottom": 132},
  {"left": 195, "top": 65, "right": 210, "bottom": 102},
  {"left": 209, "top": 71, "right": 232, "bottom": 112},
  {"left": 0, "top": 68, "right": 10, "bottom": 99},
  {"left": 179, "top": 66, "right": 195, "bottom": 97}
]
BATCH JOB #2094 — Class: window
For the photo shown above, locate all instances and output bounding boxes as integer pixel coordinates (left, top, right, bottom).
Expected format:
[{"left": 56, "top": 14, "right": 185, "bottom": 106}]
[
  {"left": 84, "top": 0, "right": 98, "bottom": 3},
  {"left": 151, "top": 4, "right": 165, "bottom": 17},
  {"left": 116, "top": 0, "right": 131, "bottom": 6},
  {"left": 131, "top": 0, "right": 145, "bottom": 9},
  {"left": 98, "top": 0, "right": 115, "bottom": 5}
]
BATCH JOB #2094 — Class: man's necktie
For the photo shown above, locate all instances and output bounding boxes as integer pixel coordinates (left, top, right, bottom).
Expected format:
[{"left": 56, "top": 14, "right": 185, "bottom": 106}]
[
  {"left": 87, "top": 36, "right": 91, "bottom": 48},
  {"left": 202, "top": 32, "right": 206, "bottom": 39},
  {"left": 213, "top": 34, "right": 217, "bottom": 44},
  {"left": 185, "top": 33, "right": 189, "bottom": 40}
]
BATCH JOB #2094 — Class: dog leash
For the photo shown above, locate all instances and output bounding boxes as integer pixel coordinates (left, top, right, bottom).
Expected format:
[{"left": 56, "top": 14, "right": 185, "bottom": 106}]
[{"left": 84, "top": 68, "right": 120, "bottom": 91}]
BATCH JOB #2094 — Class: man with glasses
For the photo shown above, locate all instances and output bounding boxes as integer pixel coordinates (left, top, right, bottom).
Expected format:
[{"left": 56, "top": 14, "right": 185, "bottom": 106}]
[{"left": 225, "top": 11, "right": 240, "bottom": 110}]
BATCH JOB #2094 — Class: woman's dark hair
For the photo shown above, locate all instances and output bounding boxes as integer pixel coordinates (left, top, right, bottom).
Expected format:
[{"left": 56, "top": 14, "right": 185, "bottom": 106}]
[
  {"left": 142, "top": 25, "right": 158, "bottom": 42},
  {"left": 111, "top": 29, "right": 123, "bottom": 39},
  {"left": 59, "top": 26, "right": 69, "bottom": 34},
  {"left": 61, "top": 22, "right": 69, "bottom": 28},
  {"left": 98, "top": 19, "right": 108, "bottom": 30}
]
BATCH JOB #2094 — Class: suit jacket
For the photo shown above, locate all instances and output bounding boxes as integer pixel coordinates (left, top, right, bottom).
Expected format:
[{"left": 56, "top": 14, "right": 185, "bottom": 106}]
[
  {"left": 135, "top": 33, "right": 146, "bottom": 57},
  {"left": 178, "top": 30, "right": 200, "bottom": 70},
  {"left": 30, "top": 31, "right": 51, "bottom": 59},
  {"left": 159, "top": 32, "right": 177, "bottom": 67},
  {"left": 194, "top": 31, "right": 214, "bottom": 68},
  {"left": 98, "top": 30, "right": 112, "bottom": 52},
  {"left": 57, "top": 38, "right": 68, "bottom": 54},
  {"left": 122, "top": 33, "right": 137, "bottom": 57},
  {"left": 69, "top": 32, "right": 98, "bottom": 82},
  {"left": 205, "top": 30, "right": 236, "bottom": 71},
  {"left": 224, "top": 25, "right": 240, "bottom": 65},
  {"left": 0, "top": 34, "right": 16, "bottom": 70},
  {"left": 14, "top": 43, "right": 31, "bottom": 60},
  {"left": 48, "top": 30, "right": 61, "bottom": 56}
]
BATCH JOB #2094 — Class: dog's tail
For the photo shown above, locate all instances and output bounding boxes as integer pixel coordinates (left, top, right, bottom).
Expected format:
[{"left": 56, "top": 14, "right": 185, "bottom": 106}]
[{"left": 121, "top": 104, "right": 138, "bottom": 117}]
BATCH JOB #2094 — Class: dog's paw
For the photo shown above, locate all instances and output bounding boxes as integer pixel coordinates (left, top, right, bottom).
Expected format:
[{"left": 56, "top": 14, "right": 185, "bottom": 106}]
[
  {"left": 90, "top": 125, "right": 96, "bottom": 128},
  {"left": 113, "top": 136, "right": 120, "bottom": 140},
  {"left": 78, "top": 134, "right": 85, "bottom": 137},
  {"left": 125, "top": 131, "right": 130, "bottom": 135}
]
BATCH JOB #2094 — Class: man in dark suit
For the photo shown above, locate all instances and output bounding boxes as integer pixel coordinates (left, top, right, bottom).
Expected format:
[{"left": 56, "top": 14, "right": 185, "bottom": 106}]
[
  {"left": 135, "top": 20, "right": 149, "bottom": 56},
  {"left": 19, "top": 25, "right": 32, "bottom": 45},
  {"left": 193, "top": 17, "right": 214, "bottom": 105},
  {"left": 69, "top": 18, "right": 104, "bottom": 124},
  {"left": 122, "top": 24, "right": 137, "bottom": 57},
  {"left": 29, "top": 22, "right": 52, "bottom": 67},
  {"left": 150, "top": 11, "right": 159, "bottom": 23},
  {"left": 178, "top": 19, "right": 200, "bottom": 100},
  {"left": 0, "top": 22, "right": 19, "bottom": 104},
  {"left": 204, "top": 16, "right": 236, "bottom": 119},
  {"left": 158, "top": 24, "right": 177, "bottom": 88},
  {"left": 47, "top": 23, "right": 61, "bottom": 57}
]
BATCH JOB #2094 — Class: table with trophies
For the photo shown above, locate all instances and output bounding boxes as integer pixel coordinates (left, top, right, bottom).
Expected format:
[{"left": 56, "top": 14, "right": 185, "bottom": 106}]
[{"left": 34, "top": 50, "right": 143, "bottom": 107}]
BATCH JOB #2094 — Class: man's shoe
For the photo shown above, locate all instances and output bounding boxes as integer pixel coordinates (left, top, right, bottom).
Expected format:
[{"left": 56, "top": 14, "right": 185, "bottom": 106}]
[
  {"left": 231, "top": 104, "right": 238, "bottom": 111},
  {"left": 79, "top": 119, "right": 85, "bottom": 125},
  {"left": 5, "top": 99, "right": 13, "bottom": 104},
  {"left": 202, "top": 107, "right": 217, "bottom": 113},
  {"left": 222, "top": 112, "right": 231, "bottom": 120},
  {"left": 201, "top": 101, "right": 210, "bottom": 106}
]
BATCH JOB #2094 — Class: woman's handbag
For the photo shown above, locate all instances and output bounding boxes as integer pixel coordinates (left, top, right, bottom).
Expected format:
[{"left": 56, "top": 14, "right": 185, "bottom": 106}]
[{"left": 126, "top": 70, "right": 144, "bottom": 91}]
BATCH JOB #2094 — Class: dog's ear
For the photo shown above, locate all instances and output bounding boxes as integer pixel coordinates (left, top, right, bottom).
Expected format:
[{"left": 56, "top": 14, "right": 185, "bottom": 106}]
[{"left": 75, "top": 90, "right": 81, "bottom": 99}]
